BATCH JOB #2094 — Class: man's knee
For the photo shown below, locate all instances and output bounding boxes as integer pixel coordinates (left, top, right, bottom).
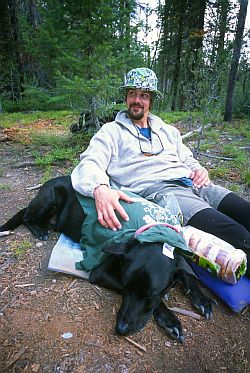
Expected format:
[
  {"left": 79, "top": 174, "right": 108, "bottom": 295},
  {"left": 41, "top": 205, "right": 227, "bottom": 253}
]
[
  {"left": 217, "top": 192, "right": 250, "bottom": 232},
  {"left": 193, "top": 183, "right": 229, "bottom": 210}
]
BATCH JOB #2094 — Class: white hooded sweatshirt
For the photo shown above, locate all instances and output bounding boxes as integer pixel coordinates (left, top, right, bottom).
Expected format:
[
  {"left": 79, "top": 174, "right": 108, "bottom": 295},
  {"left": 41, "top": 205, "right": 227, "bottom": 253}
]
[{"left": 71, "top": 110, "right": 202, "bottom": 197}]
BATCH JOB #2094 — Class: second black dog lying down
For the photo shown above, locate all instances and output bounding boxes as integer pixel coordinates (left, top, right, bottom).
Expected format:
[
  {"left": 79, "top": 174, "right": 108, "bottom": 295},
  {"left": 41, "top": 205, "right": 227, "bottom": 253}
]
[
  {"left": 0, "top": 176, "right": 85, "bottom": 243},
  {"left": 89, "top": 238, "right": 214, "bottom": 342},
  {"left": 0, "top": 175, "right": 215, "bottom": 342}
]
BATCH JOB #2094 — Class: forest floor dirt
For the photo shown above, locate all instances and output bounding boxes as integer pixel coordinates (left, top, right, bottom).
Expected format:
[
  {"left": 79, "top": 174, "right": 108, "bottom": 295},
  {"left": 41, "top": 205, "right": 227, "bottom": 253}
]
[{"left": 0, "top": 120, "right": 249, "bottom": 373}]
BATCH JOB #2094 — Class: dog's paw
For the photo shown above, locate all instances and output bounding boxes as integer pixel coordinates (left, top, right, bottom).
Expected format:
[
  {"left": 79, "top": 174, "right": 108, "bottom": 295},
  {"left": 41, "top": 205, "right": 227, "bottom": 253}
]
[
  {"left": 191, "top": 290, "right": 217, "bottom": 319},
  {"left": 27, "top": 225, "right": 50, "bottom": 241},
  {"left": 164, "top": 325, "right": 184, "bottom": 343},
  {"left": 36, "top": 231, "right": 50, "bottom": 241},
  {"left": 153, "top": 303, "right": 184, "bottom": 343}
]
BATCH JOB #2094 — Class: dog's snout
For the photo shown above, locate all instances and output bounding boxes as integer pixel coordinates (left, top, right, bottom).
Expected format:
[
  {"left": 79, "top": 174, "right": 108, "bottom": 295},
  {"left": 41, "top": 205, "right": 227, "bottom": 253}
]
[{"left": 115, "top": 321, "right": 130, "bottom": 336}]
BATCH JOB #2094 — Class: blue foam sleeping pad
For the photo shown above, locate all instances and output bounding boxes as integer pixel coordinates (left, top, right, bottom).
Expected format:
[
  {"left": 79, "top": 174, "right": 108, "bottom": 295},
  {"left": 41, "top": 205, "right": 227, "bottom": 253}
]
[{"left": 191, "top": 263, "right": 250, "bottom": 313}]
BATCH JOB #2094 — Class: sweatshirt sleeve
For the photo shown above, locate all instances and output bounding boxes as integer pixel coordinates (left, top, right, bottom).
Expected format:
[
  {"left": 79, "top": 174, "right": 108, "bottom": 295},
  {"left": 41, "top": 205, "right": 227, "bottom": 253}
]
[
  {"left": 71, "top": 125, "right": 114, "bottom": 197},
  {"left": 176, "top": 130, "right": 203, "bottom": 171}
]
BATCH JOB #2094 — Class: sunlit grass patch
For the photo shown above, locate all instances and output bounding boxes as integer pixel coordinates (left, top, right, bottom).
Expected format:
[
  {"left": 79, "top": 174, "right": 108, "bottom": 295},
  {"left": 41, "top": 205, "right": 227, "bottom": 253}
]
[
  {"left": 242, "top": 169, "right": 250, "bottom": 186},
  {"left": 209, "top": 166, "right": 230, "bottom": 179},
  {"left": 10, "top": 240, "right": 33, "bottom": 259},
  {"left": 226, "top": 119, "right": 250, "bottom": 139},
  {"left": 225, "top": 183, "right": 245, "bottom": 194},
  {"left": 159, "top": 111, "right": 200, "bottom": 124},
  {"left": 34, "top": 146, "right": 78, "bottom": 166},
  {"left": 199, "top": 143, "right": 214, "bottom": 152},
  {"left": 0, "top": 183, "right": 11, "bottom": 191},
  {"left": 31, "top": 131, "right": 91, "bottom": 167},
  {"left": 0, "top": 110, "right": 78, "bottom": 128}
]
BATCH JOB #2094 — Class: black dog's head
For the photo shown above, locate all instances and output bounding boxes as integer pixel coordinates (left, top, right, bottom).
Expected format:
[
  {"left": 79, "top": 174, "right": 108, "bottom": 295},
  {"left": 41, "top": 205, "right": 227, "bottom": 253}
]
[
  {"left": 90, "top": 237, "right": 215, "bottom": 341},
  {"left": 101, "top": 238, "right": 177, "bottom": 336}
]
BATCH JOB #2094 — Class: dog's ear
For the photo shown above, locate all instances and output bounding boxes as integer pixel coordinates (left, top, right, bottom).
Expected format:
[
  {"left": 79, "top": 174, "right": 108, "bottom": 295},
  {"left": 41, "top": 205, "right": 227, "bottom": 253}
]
[{"left": 102, "top": 237, "right": 137, "bottom": 256}]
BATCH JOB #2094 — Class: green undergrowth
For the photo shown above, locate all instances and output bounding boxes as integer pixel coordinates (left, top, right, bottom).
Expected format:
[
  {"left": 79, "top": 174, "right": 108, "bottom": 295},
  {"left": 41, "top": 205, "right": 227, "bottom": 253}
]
[
  {"left": 0, "top": 110, "right": 78, "bottom": 128},
  {"left": 1, "top": 110, "right": 249, "bottom": 188},
  {"left": 31, "top": 131, "right": 92, "bottom": 164},
  {"left": 10, "top": 239, "right": 33, "bottom": 259},
  {"left": 0, "top": 183, "right": 11, "bottom": 191},
  {"left": 199, "top": 119, "right": 249, "bottom": 186},
  {"left": 159, "top": 111, "right": 201, "bottom": 124}
]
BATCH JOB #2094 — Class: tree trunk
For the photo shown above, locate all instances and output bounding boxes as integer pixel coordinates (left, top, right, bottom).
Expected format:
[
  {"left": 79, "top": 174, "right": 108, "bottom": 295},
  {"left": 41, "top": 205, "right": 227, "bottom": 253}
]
[
  {"left": 157, "top": 1, "right": 172, "bottom": 97},
  {"left": 27, "top": 0, "right": 39, "bottom": 28},
  {"left": 185, "top": 0, "right": 207, "bottom": 110},
  {"left": 0, "top": 0, "right": 24, "bottom": 100},
  {"left": 224, "top": 0, "right": 248, "bottom": 122},
  {"left": 89, "top": 97, "right": 101, "bottom": 131},
  {"left": 217, "top": 0, "right": 229, "bottom": 57},
  {"left": 171, "top": 12, "right": 184, "bottom": 111},
  {"left": 215, "top": 0, "right": 230, "bottom": 95}
]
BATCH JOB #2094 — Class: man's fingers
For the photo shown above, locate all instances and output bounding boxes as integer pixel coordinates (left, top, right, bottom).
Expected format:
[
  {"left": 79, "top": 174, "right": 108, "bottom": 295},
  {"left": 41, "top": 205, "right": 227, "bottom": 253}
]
[
  {"left": 194, "top": 175, "right": 210, "bottom": 188},
  {"left": 190, "top": 171, "right": 195, "bottom": 179},
  {"left": 114, "top": 202, "right": 130, "bottom": 222},
  {"left": 94, "top": 187, "right": 133, "bottom": 230},
  {"left": 118, "top": 191, "right": 134, "bottom": 203},
  {"left": 105, "top": 208, "right": 122, "bottom": 230},
  {"left": 191, "top": 168, "right": 210, "bottom": 188},
  {"left": 97, "top": 206, "right": 123, "bottom": 231},
  {"left": 97, "top": 210, "right": 109, "bottom": 229}
]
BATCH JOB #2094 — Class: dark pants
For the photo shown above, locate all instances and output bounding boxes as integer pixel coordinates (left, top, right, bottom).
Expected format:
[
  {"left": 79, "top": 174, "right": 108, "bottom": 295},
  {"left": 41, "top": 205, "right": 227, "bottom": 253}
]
[{"left": 188, "top": 192, "right": 250, "bottom": 276}]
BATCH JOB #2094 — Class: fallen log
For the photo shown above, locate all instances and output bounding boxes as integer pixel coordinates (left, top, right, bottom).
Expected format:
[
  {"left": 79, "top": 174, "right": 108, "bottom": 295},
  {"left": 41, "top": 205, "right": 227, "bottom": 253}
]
[
  {"left": 197, "top": 152, "right": 233, "bottom": 161},
  {"left": 0, "top": 230, "right": 13, "bottom": 237},
  {"left": 181, "top": 123, "right": 215, "bottom": 140},
  {"left": 25, "top": 184, "right": 42, "bottom": 191}
]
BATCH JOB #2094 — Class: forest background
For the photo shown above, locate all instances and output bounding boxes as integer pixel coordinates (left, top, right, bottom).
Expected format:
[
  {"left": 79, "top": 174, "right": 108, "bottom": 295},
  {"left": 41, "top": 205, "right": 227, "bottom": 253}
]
[
  {"left": 0, "top": 5, "right": 250, "bottom": 371},
  {"left": 0, "top": 0, "right": 249, "bottom": 124}
]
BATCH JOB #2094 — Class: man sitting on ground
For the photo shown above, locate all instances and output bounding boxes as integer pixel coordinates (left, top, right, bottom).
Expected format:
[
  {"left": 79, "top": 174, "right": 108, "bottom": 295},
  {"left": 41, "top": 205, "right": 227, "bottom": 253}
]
[{"left": 71, "top": 67, "right": 250, "bottom": 276}]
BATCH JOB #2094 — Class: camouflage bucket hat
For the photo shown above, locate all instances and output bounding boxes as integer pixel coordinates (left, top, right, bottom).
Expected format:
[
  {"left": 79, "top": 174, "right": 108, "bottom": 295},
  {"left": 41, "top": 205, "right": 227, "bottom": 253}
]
[{"left": 120, "top": 67, "right": 162, "bottom": 98}]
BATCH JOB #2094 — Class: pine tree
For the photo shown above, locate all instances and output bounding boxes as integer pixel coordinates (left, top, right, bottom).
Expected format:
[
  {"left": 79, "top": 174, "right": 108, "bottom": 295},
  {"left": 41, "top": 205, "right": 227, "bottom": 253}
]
[
  {"left": 224, "top": 0, "right": 249, "bottom": 121},
  {"left": 0, "top": 0, "right": 24, "bottom": 100}
]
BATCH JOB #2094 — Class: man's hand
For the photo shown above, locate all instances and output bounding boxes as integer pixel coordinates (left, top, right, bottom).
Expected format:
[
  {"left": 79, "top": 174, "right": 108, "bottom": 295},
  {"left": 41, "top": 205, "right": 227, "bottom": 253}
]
[
  {"left": 93, "top": 185, "right": 134, "bottom": 230},
  {"left": 190, "top": 168, "right": 211, "bottom": 188}
]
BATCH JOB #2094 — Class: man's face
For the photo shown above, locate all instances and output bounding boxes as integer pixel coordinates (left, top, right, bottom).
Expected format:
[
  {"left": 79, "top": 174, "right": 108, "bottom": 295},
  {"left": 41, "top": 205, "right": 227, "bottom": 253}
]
[{"left": 126, "top": 89, "right": 151, "bottom": 121}]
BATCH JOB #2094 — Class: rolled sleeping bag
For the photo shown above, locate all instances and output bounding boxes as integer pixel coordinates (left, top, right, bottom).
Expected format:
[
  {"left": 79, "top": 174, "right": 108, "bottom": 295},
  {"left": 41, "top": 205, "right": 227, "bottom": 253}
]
[{"left": 182, "top": 226, "right": 247, "bottom": 284}]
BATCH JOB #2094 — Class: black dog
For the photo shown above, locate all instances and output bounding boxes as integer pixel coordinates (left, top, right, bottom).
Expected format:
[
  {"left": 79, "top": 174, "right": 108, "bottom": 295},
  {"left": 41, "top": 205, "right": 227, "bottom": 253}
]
[
  {"left": 0, "top": 175, "right": 215, "bottom": 342},
  {"left": 0, "top": 176, "right": 84, "bottom": 243},
  {"left": 89, "top": 239, "right": 214, "bottom": 342}
]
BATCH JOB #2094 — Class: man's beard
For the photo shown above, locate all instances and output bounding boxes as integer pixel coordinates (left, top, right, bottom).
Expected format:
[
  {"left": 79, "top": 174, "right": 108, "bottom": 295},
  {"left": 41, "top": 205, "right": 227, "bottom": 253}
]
[{"left": 128, "top": 104, "right": 144, "bottom": 120}]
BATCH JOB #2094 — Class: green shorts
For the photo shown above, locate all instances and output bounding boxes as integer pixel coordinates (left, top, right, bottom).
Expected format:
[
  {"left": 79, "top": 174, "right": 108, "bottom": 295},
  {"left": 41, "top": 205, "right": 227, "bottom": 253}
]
[{"left": 141, "top": 182, "right": 230, "bottom": 226}]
